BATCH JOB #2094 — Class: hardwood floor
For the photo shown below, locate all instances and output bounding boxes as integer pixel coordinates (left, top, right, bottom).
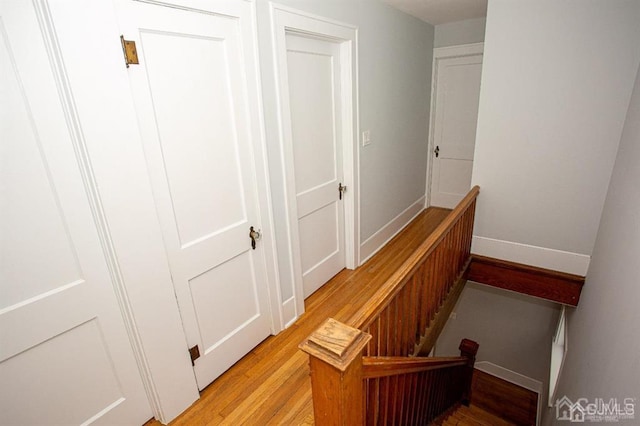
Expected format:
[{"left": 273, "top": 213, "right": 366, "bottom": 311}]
[{"left": 145, "top": 207, "right": 451, "bottom": 426}]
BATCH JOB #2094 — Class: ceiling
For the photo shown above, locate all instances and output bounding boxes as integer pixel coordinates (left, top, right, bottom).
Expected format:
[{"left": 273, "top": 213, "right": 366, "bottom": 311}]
[{"left": 380, "top": 0, "right": 488, "bottom": 25}]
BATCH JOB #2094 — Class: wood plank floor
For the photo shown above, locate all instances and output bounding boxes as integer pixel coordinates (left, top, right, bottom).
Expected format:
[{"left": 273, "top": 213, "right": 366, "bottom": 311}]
[{"left": 146, "top": 207, "right": 451, "bottom": 426}]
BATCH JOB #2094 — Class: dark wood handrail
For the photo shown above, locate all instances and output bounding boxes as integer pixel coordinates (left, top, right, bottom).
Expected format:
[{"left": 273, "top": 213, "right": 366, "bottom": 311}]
[
  {"left": 348, "top": 186, "right": 480, "bottom": 330},
  {"left": 362, "top": 356, "right": 467, "bottom": 378}
]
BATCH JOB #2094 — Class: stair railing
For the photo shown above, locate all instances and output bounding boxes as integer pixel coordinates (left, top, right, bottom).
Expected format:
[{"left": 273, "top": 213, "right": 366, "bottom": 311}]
[
  {"left": 348, "top": 186, "right": 479, "bottom": 357},
  {"left": 300, "top": 186, "right": 481, "bottom": 425},
  {"left": 299, "top": 318, "right": 478, "bottom": 425}
]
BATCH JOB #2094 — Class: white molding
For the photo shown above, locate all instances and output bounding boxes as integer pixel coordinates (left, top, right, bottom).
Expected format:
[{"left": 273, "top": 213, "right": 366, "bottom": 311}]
[
  {"left": 360, "top": 197, "right": 425, "bottom": 264},
  {"left": 246, "top": 0, "right": 284, "bottom": 334},
  {"left": 472, "top": 236, "right": 591, "bottom": 276},
  {"left": 270, "top": 3, "right": 360, "bottom": 321},
  {"left": 433, "top": 42, "right": 484, "bottom": 59},
  {"left": 475, "top": 361, "right": 543, "bottom": 393},
  {"left": 32, "top": 0, "right": 162, "bottom": 419},
  {"left": 549, "top": 306, "right": 568, "bottom": 408},
  {"left": 281, "top": 296, "right": 297, "bottom": 328},
  {"left": 270, "top": 2, "right": 358, "bottom": 32},
  {"left": 425, "top": 42, "right": 484, "bottom": 208}
]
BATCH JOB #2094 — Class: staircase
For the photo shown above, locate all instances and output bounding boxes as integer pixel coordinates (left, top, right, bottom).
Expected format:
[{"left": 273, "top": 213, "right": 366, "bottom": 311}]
[
  {"left": 438, "top": 404, "right": 515, "bottom": 426},
  {"left": 300, "top": 187, "right": 495, "bottom": 425}
]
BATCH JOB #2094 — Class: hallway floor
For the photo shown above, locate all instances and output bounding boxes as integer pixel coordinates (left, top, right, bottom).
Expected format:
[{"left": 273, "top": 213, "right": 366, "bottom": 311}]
[{"left": 145, "top": 207, "right": 450, "bottom": 425}]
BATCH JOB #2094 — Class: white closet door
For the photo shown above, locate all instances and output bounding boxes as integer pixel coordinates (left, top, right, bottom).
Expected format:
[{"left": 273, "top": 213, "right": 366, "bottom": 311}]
[
  {"left": 118, "top": 1, "right": 272, "bottom": 389},
  {"left": 430, "top": 53, "right": 483, "bottom": 208},
  {"left": 286, "top": 34, "right": 346, "bottom": 298},
  {"left": 0, "top": 1, "right": 151, "bottom": 424}
]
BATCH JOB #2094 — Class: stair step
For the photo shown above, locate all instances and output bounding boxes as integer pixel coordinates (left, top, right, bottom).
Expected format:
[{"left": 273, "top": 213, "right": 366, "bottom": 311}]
[{"left": 438, "top": 404, "right": 515, "bottom": 426}]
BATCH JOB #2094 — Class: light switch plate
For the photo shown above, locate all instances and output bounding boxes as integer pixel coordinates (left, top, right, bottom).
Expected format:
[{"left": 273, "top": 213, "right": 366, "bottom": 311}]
[{"left": 362, "top": 130, "right": 371, "bottom": 146}]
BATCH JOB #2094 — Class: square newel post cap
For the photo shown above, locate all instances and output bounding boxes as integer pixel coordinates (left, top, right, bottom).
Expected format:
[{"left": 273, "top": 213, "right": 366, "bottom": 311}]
[
  {"left": 299, "top": 318, "right": 372, "bottom": 371},
  {"left": 459, "top": 338, "right": 479, "bottom": 358}
]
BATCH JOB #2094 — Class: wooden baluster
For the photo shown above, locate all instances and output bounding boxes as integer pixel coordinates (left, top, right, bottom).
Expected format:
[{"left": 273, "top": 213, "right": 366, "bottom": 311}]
[
  {"left": 412, "top": 268, "right": 422, "bottom": 348},
  {"left": 380, "top": 375, "right": 389, "bottom": 425},
  {"left": 368, "top": 320, "right": 378, "bottom": 357},
  {"left": 299, "top": 318, "right": 372, "bottom": 425},
  {"left": 456, "top": 220, "right": 464, "bottom": 270},
  {"left": 408, "top": 275, "right": 418, "bottom": 353},
  {"left": 389, "top": 299, "right": 397, "bottom": 355},
  {"left": 366, "top": 377, "right": 379, "bottom": 426},
  {"left": 428, "top": 252, "right": 437, "bottom": 324},
  {"left": 382, "top": 306, "right": 390, "bottom": 356}
]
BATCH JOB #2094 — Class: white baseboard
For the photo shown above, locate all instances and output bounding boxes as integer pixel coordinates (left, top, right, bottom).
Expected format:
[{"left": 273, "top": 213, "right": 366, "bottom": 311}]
[
  {"left": 360, "top": 196, "right": 425, "bottom": 265},
  {"left": 471, "top": 236, "right": 590, "bottom": 276},
  {"left": 475, "top": 361, "right": 542, "bottom": 393},
  {"left": 282, "top": 296, "right": 297, "bottom": 328}
]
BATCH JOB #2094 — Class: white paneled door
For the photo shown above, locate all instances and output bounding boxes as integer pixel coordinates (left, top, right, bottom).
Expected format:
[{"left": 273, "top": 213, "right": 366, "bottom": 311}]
[
  {"left": 286, "top": 34, "right": 346, "bottom": 298},
  {"left": 118, "top": 1, "right": 272, "bottom": 389},
  {"left": 0, "top": 1, "right": 151, "bottom": 424},
  {"left": 429, "top": 49, "right": 483, "bottom": 208}
]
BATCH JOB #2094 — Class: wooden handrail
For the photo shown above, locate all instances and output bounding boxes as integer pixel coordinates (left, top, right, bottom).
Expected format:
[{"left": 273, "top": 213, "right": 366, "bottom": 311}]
[
  {"left": 348, "top": 186, "right": 479, "bottom": 331},
  {"left": 362, "top": 356, "right": 467, "bottom": 378},
  {"left": 300, "top": 186, "right": 481, "bottom": 425},
  {"left": 345, "top": 186, "right": 479, "bottom": 361}
]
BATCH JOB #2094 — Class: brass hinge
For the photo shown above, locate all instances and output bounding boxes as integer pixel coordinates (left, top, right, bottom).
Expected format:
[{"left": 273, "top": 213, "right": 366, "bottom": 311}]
[
  {"left": 189, "top": 345, "right": 200, "bottom": 366},
  {"left": 120, "top": 35, "right": 139, "bottom": 68}
]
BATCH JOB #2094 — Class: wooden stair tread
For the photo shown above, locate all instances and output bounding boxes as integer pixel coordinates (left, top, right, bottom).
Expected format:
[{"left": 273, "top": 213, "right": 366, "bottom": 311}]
[{"left": 439, "top": 404, "right": 515, "bottom": 426}]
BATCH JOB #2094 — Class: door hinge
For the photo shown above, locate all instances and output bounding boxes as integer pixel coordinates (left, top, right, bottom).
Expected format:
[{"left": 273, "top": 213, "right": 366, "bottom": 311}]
[
  {"left": 189, "top": 345, "right": 200, "bottom": 366},
  {"left": 120, "top": 35, "right": 139, "bottom": 68}
]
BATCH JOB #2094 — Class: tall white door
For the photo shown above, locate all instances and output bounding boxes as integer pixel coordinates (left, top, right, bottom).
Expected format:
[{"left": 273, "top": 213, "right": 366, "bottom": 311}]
[
  {"left": 286, "top": 34, "right": 346, "bottom": 298},
  {"left": 429, "top": 51, "right": 483, "bottom": 208},
  {"left": 118, "top": 1, "right": 272, "bottom": 389},
  {"left": 0, "top": 1, "right": 151, "bottom": 424}
]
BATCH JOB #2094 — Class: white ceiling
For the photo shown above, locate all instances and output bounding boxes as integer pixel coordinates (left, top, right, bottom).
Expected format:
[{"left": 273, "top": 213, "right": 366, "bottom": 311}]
[{"left": 380, "top": 0, "right": 488, "bottom": 25}]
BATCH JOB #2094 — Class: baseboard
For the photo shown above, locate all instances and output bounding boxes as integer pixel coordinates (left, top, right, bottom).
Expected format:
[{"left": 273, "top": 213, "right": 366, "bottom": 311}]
[
  {"left": 359, "top": 196, "right": 425, "bottom": 264},
  {"left": 469, "top": 255, "right": 585, "bottom": 306},
  {"left": 474, "top": 361, "right": 542, "bottom": 426},
  {"left": 282, "top": 296, "right": 297, "bottom": 328},
  {"left": 471, "top": 236, "right": 590, "bottom": 276},
  {"left": 474, "top": 361, "right": 542, "bottom": 394}
]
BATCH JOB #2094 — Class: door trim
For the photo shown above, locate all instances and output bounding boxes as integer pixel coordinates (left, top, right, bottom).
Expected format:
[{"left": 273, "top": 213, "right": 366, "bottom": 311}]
[
  {"left": 270, "top": 3, "right": 359, "bottom": 321},
  {"left": 425, "top": 42, "right": 484, "bottom": 207}
]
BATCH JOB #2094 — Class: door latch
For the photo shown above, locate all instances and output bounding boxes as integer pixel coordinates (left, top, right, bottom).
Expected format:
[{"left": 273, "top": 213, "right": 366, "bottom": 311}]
[
  {"left": 338, "top": 183, "right": 347, "bottom": 200},
  {"left": 434, "top": 145, "right": 440, "bottom": 158},
  {"left": 249, "top": 226, "right": 261, "bottom": 250}
]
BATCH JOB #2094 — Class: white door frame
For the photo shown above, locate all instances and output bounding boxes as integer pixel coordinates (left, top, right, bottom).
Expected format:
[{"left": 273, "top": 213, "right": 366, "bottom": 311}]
[
  {"left": 270, "top": 3, "right": 359, "bottom": 319},
  {"left": 425, "top": 42, "right": 484, "bottom": 207}
]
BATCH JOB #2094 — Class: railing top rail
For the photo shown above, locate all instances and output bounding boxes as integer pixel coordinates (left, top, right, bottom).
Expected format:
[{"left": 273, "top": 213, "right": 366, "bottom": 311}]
[
  {"left": 347, "top": 186, "right": 480, "bottom": 330},
  {"left": 362, "top": 356, "right": 467, "bottom": 379}
]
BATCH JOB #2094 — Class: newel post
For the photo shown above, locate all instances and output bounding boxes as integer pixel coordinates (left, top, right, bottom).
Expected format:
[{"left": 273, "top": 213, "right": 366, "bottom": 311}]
[
  {"left": 459, "top": 338, "right": 479, "bottom": 406},
  {"left": 299, "top": 318, "right": 372, "bottom": 426}
]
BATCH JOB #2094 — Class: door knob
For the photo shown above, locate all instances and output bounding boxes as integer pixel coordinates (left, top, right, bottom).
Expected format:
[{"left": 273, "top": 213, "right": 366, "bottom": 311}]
[
  {"left": 249, "top": 226, "right": 261, "bottom": 250},
  {"left": 338, "top": 183, "right": 347, "bottom": 200}
]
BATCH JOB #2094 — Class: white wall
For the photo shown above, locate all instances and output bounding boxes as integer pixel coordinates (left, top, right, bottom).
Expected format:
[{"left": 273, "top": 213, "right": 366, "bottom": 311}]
[
  {"left": 436, "top": 282, "right": 559, "bottom": 408},
  {"left": 545, "top": 63, "right": 640, "bottom": 425},
  {"left": 434, "top": 17, "right": 485, "bottom": 48},
  {"left": 471, "top": 1, "right": 640, "bottom": 274},
  {"left": 255, "top": 0, "right": 435, "bottom": 310}
]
